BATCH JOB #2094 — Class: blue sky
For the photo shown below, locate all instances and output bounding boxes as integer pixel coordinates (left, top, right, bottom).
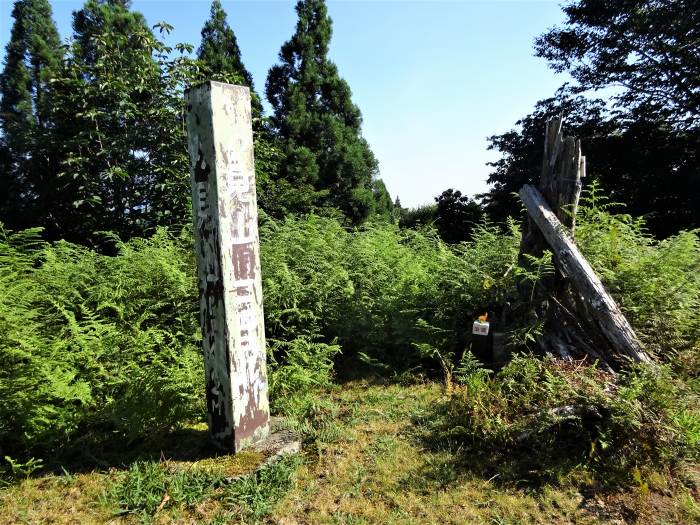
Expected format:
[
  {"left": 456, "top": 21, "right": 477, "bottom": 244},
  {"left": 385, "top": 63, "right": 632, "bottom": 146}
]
[{"left": 0, "top": 0, "right": 570, "bottom": 208}]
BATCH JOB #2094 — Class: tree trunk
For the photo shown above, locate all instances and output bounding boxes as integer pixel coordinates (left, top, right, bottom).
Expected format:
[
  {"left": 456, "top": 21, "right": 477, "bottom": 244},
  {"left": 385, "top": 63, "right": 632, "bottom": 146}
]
[
  {"left": 520, "top": 184, "right": 651, "bottom": 364},
  {"left": 516, "top": 118, "right": 651, "bottom": 368}
]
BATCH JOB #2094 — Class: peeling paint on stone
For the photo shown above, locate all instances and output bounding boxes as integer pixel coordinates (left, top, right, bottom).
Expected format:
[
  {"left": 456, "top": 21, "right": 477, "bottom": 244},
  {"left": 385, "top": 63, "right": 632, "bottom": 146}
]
[{"left": 186, "top": 81, "right": 270, "bottom": 452}]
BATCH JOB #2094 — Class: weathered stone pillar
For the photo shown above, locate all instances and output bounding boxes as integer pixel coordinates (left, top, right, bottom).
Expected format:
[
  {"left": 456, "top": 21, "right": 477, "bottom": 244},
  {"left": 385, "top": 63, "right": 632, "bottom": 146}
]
[{"left": 186, "top": 81, "right": 270, "bottom": 451}]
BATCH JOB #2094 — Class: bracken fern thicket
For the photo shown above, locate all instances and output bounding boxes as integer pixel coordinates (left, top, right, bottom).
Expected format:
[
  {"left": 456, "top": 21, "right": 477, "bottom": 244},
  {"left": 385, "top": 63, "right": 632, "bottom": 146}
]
[{"left": 1, "top": 186, "right": 698, "bottom": 467}]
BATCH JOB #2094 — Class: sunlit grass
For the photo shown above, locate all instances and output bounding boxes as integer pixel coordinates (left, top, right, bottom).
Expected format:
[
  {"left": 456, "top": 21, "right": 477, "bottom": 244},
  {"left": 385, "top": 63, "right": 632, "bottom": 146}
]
[{"left": 1, "top": 381, "right": 698, "bottom": 524}]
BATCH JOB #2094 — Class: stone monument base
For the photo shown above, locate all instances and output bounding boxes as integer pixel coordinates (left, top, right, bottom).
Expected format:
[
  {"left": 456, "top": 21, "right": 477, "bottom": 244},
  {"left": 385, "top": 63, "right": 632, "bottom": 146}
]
[{"left": 223, "top": 417, "right": 301, "bottom": 483}]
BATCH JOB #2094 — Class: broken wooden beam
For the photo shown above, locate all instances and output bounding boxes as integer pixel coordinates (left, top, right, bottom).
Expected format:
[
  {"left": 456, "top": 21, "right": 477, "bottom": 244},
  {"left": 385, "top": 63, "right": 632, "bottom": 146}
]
[{"left": 519, "top": 184, "right": 651, "bottom": 364}]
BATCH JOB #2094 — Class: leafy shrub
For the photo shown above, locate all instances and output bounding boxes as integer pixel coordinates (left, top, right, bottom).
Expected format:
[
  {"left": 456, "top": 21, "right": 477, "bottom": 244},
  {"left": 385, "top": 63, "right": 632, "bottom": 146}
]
[
  {"left": 268, "top": 337, "right": 341, "bottom": 406},
  {"left": 2, "top": 189, "right": 698, "bottom": 461},
  {"left": 576, "top": 185, "right": 700, "bottom": 358},
  {"left": 260, "top": 214, "right": 353, "bottom": 340},
  {"left": 261, "top": 214, "right": 521, "bottom": 374},
  {"left": 338, "top": 223, "right": 448, "bottom": 368},
  {"left": 336, "top": 220, "right": 520, "bottom": 371},
  {"left": 0, "top": 226, "right": 203, "bottom": 457},
  {"left": 0, "top": 218, "right": 356, "bottom": 459},
  {"left": 425, "top": 356, "right": 700, "bottom": 485}
]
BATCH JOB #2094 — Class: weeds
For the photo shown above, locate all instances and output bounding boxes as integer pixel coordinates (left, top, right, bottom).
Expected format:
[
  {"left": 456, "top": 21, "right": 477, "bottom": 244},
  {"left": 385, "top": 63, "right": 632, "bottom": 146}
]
[
  {"left": 2, "top": 382, "right": 698, "bottom": 524},
  {"left": 222, "top": 454, "right": 303, "bottom": 521},
  {"left": 1, "top": 456, "right": 44, "bottom": 482},
  {"left": 421, "top": 356, "right": 700, "bottom": 487},
  {"left": 103, "top": 454, "right": 302, "bottom": 523}
]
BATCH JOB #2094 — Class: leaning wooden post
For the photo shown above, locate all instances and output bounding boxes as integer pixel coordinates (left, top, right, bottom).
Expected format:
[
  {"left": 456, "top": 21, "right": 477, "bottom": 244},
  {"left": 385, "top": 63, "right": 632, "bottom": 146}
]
[
  {"left": 519, "top": 184, "right": 651, "bottom": 364},
  {"left": 515, "top": 117, "right": 652, "bottom": 368},
  {"left": 186, "top": 81, "right": 270, "bottom": 451}
]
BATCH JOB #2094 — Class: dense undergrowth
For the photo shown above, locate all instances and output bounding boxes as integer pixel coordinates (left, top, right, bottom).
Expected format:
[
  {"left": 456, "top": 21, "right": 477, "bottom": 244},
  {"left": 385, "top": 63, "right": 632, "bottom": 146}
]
[
  {"left": 1, "top": 188, "right": 699, "bottom": 488},
  {"left": 425, "top": 355, "right": 700, "bottom": 488}
]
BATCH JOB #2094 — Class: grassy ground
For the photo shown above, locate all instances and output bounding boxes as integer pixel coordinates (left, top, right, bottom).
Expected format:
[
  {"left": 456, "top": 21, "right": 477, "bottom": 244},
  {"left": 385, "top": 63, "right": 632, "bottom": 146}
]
[{"left": 1, "top": 381, "right": 699, "bottom": 524}]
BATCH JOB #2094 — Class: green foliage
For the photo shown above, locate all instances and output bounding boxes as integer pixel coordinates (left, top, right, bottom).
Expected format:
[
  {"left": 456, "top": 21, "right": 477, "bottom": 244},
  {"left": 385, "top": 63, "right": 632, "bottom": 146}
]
[
  {"left": 104, "top": 455, "right": 302, "bottom": 523},
  {"left": 2, "top": 456, "right": 44, "bottom": 480},
  {"left": 337, "top": 223, "right": 449, "bottom": 368},
  {"left": 1, "top": 188, "right": 698, "bottom": 463},
  {"left": 425, "top": 356, "right": 700, "bottom": 485},
  {"left": 371, "top": 179, "right": 396, "bottom": 220},
  {"left": 106, "top": 460, "right": 211, "bottom": 520},
  {"left": 260, "top": 214, "right": 353, "bottom": 340},
  {"left": 482, "top": 89, "right": 606, "bottom": 226},
  {"left": 275, "top": 396, "right": 345, "bottom": 449},
  {"left": 0, "top": 225, "right": 203, "bottom": 455},
  {"left": 454, "top": 350, "right": 491, "bottom": 386},
  {"left": 484, "top": 0, "right": 700, "bottom": 236},
  {"left": 268, "top": 337, "right": 341, "bottom": 411},
  {"left": 265, "top": 0, "right": 389, "bottom": 223},
  {"left": 260, "top": 213, "right": 521, "bottom": 373},
  {"left": 514, "top": 250, "right": 555, "bottom": 306},
  {"left": 535, "top": 0, "right": 700, "bottom": 129},
  {"left": 399, "top": 188, "right": 486, "bottom": 244},
  {"left": 222, "top": 454, "right": 303, "bottom": 521},
  {"left": 399, "top": 203, "right": 438, "bottom": 230},
  {"left": 434, "top": 189, "right": 485, "bottom": 244},
  {"left": 413, "top": 320, "right": 457, "bottom": 387},
  {"left": 197, "top": 0, "right": 262, "bottom": 115},
  {"left": 0, "top": 0, "right": 202, "bottom": 245},
  {"left": 575, "top": 184, "right": 700, "bottom": 357},
  {"left": 45, "top": 0, "right": 198, "bottom": 245},
  {"left": 0, "top": 216, "right": 350, "bottom": 459},
  {"left": 0, "top": 0, "right": 63, "bottom": 232}
]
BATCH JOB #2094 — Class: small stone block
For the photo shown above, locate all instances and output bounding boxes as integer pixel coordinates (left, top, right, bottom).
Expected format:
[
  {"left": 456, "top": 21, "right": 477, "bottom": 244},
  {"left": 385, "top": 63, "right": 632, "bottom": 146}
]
[{"left": 223, "top": 417, "right": 301, "bottom": 483}]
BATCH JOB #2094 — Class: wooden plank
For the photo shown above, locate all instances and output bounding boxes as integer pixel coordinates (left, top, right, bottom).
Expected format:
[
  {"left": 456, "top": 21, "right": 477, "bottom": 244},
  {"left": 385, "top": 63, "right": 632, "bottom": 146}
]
[
  {"left": 186, "top": 81, "right": 270, "bottom": 451},
  {"left": 519, "top": 184, "right": 651, "bottom": 364}
]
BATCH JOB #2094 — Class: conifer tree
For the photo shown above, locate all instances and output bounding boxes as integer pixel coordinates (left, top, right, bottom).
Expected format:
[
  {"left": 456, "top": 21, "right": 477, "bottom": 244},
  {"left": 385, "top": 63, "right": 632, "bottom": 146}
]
[
  {"left": 266, "top": 0, "right": 386, "bottom": 222},
  {"left": 0, "top": 0, "right": 63, "bottom": 230},
  {"left": 197, "top": 0, "right": 262, "bottom": 114},
  {"left": 196, "top": 0, "right": 289, "bottom": 219},
  {"left": 372, "top": 179, "right": 394, "bottom": 219}
]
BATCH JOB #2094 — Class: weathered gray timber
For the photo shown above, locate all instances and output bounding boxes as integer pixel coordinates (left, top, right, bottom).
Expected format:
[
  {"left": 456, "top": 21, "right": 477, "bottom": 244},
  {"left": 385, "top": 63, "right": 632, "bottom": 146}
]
[
  {"left": 519, "top": 118, "right": 585, "bottom": 273},
  {"left": 519, "top": 184, "right": 651, "bottom": 364},
  {"left": 516, "top": 117, "right": 651, "bottom": 367},
  {"left": 186, "top": 81, "right": 270, "bottom": 451}
]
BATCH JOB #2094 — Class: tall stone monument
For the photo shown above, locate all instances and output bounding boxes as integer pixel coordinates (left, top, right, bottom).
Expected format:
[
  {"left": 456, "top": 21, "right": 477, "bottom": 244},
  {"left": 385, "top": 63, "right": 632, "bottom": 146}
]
[{"left": 186, "top": 81, "right": 270, "bottom": 451}]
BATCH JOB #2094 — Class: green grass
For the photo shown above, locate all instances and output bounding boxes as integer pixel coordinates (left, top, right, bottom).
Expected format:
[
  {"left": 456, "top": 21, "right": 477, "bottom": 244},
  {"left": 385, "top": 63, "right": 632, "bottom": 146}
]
[
  {"left": 100, "top": 454, "right": 303, "bottom": 524},
  {"left": 1, "top": 381, "right": 699, "bottom": 524}
]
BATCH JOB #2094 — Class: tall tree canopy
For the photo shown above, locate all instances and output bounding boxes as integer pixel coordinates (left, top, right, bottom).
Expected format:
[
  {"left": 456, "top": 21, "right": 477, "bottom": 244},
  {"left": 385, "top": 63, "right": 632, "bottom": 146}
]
[
  {"left": 535, "top": 0, "right": 700, "bottom": 129},
  {"left": 434, "top": 189, "right": 484, "bottom": 244},
  {"left": 482, "top": 90, "right": 612, "bottom": 225},
  {"left": 0, "top": 0, "right": 63, "bottom": 230},
  {"left": 398, "top": 189, "right": 483, "bottom": 244},
  {"left": 196, "top": 0, "right": 283, "bottom": 219},
  {"left": 41, "top": 0, "right": 194, "bottom": 244},
  {"left": 371, "top": 179, "right": 395, "bottom": 220},
  {"left": 197, "top": 0, "right": 262, "bottom": 115},
  {"left": 265, "top": 0, "right": 385, "bottom": 223},
  {"left": 483, "top": 0, "right": 700, "bottom": 237}
]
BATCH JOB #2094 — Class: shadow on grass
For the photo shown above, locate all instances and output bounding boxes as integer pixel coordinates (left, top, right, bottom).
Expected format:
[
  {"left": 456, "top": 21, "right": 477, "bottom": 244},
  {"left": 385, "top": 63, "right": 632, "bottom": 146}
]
[
  {"left": 401, "top": 415, "right": 655, "bottom": 523},
  {"left": 8, "top": 423, "right": 232, "bottom": 478},
  {"left": 2, "top": 422, "right": 303, "bottom": 523},
  {"left": 408, "top": 406, "right": 604, "bottom": 493}
]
